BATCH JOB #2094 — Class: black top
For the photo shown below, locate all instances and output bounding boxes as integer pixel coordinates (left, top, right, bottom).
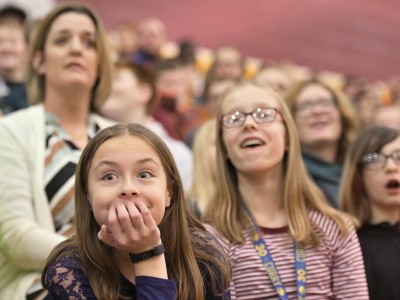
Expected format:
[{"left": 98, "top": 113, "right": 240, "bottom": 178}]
[{"left": 357, "top": 222, "right": 400, "bottom": 300}]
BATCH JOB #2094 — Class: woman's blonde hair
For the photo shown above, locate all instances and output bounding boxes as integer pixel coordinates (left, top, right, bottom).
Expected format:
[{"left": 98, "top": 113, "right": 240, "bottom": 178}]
[
  {"left": 188, "top": 119, "right": 217, "bottom": 217},
  {"left": 42, "top": 123, "right": 230, "bottom": 299},
  {"left": 27, "top": 3, "right": 112, "bottom": 112},
  {"left": 340, "top": 126, "right": 400, "bottom": 225},
  {"left": 285, "top": 78, "right": 359, "bottom": 162},
  {"left": 204, "top": 81, "right": 351, "bottom": 245}
]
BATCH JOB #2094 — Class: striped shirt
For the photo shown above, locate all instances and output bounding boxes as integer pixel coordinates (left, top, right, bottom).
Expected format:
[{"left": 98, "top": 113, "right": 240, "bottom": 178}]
[
  {"left": 44, "top": 112, "right": 99, "bottom": 235},
  {"left": 206, "top": 209, "right": 369, "bottom": 299}
]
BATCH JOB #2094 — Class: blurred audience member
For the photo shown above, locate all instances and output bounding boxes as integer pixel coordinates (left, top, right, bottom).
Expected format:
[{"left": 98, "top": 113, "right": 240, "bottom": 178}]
[
  {"left": 286, "top": 78, "right": 359, "bottom": 207},
  {"left": 202, "top": 77, "right": 236, "bottom": 116},
  {"left": 184, "top": 77, "right": 236, "bottom": 147},
  {"left": 373, "top": 104, "right": 400, "bottom": 130},
  {"left": 115, "top": 21, "right": 138, "bottom": 61},
  {"left": 207, "top": 45, "right": 245, "bottom": 81},
  {"left": 133, "top": 17, "right": 167, "bottom": 70},
  {"left": 352, "top": 87, "right": 380, "bottom": 127},
  {"left": 253, "top": 64, "right": 293, "bottom": 97},
  {"left": 100, "top": 61, "right": 193, "bottom": 191},
  {"left": 0, "top": 5, "right": 29, "bottom": 115},
  {"left": 177, "top": 39, "right": 203, "bottom": 103},
  {"left": 153, "top": 58, "right": 195, "bottom": 143},
  {"left": 343, "top": 75, "right": 367, "bottom": 102}
]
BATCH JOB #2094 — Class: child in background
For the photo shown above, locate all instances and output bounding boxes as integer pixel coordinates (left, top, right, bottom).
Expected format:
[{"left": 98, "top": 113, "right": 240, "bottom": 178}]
[
  {"left": 340, "top": 126, "right": 400, "bottom": 300},
  {"left": 42, "top": 123, "right": 231, "bottom": 299},
  {"left": 100, "top": 61, "right": 193, "bottom": 191}
]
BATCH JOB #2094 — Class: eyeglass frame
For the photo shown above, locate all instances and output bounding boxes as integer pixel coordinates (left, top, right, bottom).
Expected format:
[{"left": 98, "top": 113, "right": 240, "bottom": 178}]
[
  {"left": 295, "top": 97, "right": 338, "bottom": 117},
  {"left": 360, "top": 151, "right": 400, "bottom": 171},
  {"left": 220, "top": 107, "right": 282, "bottom": 129}
]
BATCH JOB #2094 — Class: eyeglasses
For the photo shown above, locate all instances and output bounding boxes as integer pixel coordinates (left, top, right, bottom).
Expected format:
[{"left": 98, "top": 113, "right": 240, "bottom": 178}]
[
  {"left": 221, "top": 107, "right": 280, "bottom": 129},
  {"left": 296, "top": 98, "right": 337, "bottom": 116},
  {"left": 360, "top": 151, "right": 400, "bottom": 171}
]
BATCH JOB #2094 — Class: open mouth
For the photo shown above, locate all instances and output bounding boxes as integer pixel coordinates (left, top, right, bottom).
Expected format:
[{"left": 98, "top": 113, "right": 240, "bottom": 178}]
[
  {"left": 240, "top": 138, "right": 265, "bottom": 148},
  {"left": 386, "top": 179, "right": 400, "bottom": 190}
]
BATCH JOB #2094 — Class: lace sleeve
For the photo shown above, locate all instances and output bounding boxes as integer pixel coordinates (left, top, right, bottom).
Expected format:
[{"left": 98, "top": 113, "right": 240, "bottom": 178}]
[{"left": 45, "top": 254, "right": 95, "bottom": 300}]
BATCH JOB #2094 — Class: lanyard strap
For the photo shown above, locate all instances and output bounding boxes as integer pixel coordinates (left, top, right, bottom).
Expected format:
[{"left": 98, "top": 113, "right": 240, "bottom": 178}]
[{"left": 244, "top": 208, "right": 306, "bottom": 300}]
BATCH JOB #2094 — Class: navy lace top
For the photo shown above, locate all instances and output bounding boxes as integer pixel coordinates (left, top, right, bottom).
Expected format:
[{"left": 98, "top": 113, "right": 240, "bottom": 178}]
[{"left": 45, "top": 253, "right": 176, "bottom": 299}]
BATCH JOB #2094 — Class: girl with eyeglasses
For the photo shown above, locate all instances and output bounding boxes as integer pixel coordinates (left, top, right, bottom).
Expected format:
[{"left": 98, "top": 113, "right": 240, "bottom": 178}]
[
  {"left": 340, "top": 126, "right": 400, "bottom": 300},
  {"left": 285, "top": 78, "right": 359, "bottom": 208},
  {"left": 204, "top": 81, "right": 368, "bottom": 299}
]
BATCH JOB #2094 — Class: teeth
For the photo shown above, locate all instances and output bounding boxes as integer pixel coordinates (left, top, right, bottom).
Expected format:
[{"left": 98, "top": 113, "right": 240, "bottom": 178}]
[{"left": 241, "top": 138, "right": 262, "bottom": 147}]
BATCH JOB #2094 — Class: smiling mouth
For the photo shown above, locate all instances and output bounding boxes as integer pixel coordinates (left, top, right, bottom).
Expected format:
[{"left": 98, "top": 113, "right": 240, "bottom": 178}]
[
  {"left": 66, "top": 63, "right": 84, "bottom": 70},
  {"left": 241, "top": 138, "right": 264, "bottom": 148},
  {"left": 310, "top": 121, "right": 329, "bottom": 128}
]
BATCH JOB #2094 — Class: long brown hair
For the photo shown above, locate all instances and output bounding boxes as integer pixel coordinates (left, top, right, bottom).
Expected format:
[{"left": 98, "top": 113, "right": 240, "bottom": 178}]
[
  {"left": 340, "top": 126, "right": 400, "bottom": 225},
  {"left": 204, "top": 81, "right": 351, "bottom": 245},
  {"left": 27, "top": 3, "right": 112, "bottom": 112},
  {"left": 42, "top": 123, "right": 230, "bottom": 299}
]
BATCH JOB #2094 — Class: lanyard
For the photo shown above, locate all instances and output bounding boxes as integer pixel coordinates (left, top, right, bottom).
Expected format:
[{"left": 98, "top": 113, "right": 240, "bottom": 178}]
[{"left": 243, "top": 207, "right": 306, "bottom": 300}]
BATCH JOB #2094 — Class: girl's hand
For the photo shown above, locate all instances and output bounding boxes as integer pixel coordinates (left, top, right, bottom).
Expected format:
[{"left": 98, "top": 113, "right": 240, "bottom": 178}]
[{"left": 97, "top": 199, "right": 161, "bottom": 253}]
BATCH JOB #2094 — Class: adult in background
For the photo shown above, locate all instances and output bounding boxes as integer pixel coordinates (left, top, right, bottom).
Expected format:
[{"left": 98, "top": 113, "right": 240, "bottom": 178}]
[
  {"left": 285, "top": 78, "right": 359, "bottom": 208},
  {"left": 133, "top": 18, "right": 167, "bottom": 70},
  {"left": 0, "top": 3, "right": 113, "bottom": 299}
]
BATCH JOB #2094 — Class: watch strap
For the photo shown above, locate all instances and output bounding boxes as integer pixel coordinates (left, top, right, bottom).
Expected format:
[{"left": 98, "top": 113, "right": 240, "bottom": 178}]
[{"left": 129, "top": 244, "right": 165, "bottom": 263}]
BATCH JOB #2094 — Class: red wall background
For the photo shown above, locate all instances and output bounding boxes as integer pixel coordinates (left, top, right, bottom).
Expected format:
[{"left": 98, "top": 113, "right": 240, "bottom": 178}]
[{"left": 59, "top": 0, "right": 400, "bottom": 80}]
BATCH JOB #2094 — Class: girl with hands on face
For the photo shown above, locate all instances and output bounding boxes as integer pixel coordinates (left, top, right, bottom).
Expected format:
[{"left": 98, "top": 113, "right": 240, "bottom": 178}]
[
  {"left": 97, "top": 199, "right": 162, "bottom": 254},
  {"left": 42, "top": 123, "right": 231, "bottom": 300}
]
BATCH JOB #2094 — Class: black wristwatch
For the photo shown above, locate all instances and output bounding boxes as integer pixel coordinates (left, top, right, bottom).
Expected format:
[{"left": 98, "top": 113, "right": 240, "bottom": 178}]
[{"left": 129, "top": 244, "right": 165, "bottom": 263}]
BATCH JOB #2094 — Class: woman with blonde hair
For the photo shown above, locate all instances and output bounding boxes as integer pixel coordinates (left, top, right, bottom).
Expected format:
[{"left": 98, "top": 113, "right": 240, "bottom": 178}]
[
  {"left": 204, "top": 81, "right": 368, "bottom": 299},
  {"left": 285, "top": 78, "right": 359, "bottom": 207},
  {"left": 188, "top": 119, "right": 217, "bottom": 218},
  {"left": 0, "top": 3, "right": 113, "bottom": 299}
]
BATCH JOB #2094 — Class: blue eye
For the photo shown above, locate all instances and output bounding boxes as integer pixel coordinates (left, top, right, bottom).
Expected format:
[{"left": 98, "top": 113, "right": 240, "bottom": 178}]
[
  {"left": 138, "top": 171, "right": 153, "bottom": 179},
  {"left": 101, "top": 173, "right": 117, "bottom": 181}
]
